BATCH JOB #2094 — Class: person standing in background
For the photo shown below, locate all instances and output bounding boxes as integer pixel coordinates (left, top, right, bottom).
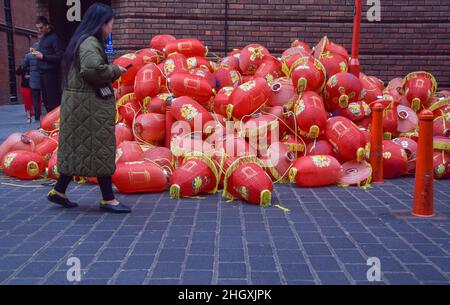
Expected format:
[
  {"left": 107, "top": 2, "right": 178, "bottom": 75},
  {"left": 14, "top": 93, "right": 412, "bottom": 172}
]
[
  {"left": 23, "top": 41, "right": 42, "bottom": 122},
  {"left": 15, "top": 60, "right": 33, "bottom": 122},
  {"left": 32, "top": 16, "right": 64, "bottom": 112}
]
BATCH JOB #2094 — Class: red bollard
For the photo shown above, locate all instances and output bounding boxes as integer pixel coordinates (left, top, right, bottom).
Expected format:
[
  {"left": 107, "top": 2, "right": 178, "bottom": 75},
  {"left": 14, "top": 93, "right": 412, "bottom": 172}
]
[
  {"left": 370, "top": 103, "right": 384, "bottom": 184},
  {"left": 412, "top": 110, "right": 435, "bottom": 217},
  {"left": 349, "top": 0, "right": 362, "bottom": 77},
  {"left": 165, "top": 106, "right": 175, "bottom": 148}
]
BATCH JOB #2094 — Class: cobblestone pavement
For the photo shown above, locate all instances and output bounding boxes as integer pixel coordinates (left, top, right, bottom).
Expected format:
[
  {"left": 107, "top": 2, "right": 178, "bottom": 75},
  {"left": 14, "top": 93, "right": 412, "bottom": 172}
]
[{"left": 0, "top": 105, "right": 449, "bottom": 285}]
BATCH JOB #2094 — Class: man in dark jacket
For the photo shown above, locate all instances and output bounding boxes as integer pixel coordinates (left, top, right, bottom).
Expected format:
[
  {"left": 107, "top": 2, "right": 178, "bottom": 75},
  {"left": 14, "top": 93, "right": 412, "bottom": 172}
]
[
  {"left": 23, "top": 41, "right": 42, "bottom": 121},
  {"left": 32, "top": 16, "right": 64, "bottom": 112}
]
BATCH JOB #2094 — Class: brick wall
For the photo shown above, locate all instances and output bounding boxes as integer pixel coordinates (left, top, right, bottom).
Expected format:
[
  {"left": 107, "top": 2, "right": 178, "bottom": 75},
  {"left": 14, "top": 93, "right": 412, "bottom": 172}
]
[
  {"left": 111, "top": 0, "right": 450, "bottom": 88},
  {"left": 0, "top": 0, "right": 38, "bottom": 105}
]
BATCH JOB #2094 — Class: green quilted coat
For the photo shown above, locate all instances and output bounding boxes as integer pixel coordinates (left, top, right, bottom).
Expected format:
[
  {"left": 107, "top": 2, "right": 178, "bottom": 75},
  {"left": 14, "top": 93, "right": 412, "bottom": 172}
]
[{"left": 57, "top": 36, "right": 122, "bottom": 177}]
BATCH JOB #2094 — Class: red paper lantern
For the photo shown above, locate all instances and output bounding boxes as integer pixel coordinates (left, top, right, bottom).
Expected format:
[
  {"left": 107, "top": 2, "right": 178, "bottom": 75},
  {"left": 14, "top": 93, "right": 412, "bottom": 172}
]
[
  {"left": 168, "top": 72, "right": 214, "bottom": 107},
  {"left": 261, "top": 142, "right": 295, "bottom": 183},
  {"left": 115, "top": 123, "right": 133, "bottom": 146},
  {"left": 118, "top": 96, "right": 142, "bottom": 128},
  {"left": 116, "top": 141, "right": 144, "bottom": 163},
  {"left": 268, "top": 77, "right": 297, "bottom": 110},
  {"left": 162, "top": 53, "right": 189, "bottom": 77},
  {"left": 189, "top": 68, "right": 216, "bottom": 89},
  {"left": 113, "top": 53, "right": 145, "bottom": 85},
  {"left": 34, "top": 136, "right": 58, "bottom": 164},
  {"left": 239, "top": 44, "right": 271, "bottom": 76},
  {"left": 171, "top": 135, "right": 214, "bottom": 168},
  {"left": 382, "top": 140, "right": 408, "bottom": 179},
  {"left": 113, "top": 161, "right": 168, "bottom": 193},
  {"left": 171, "top": 96, "right": 214, "bottom": 131},
  {"left": 214, "top": 87, "right": 234, "bottom": 117},
  {"left": 392, "top": 137, "right": 418, "bottom": 173},
  {"left": 187, "top": 56, "right": 213, "bottom": 72},
  {"left": 360, "top": 73, "right": 384, "bottom": 103},
  {"left": 326, "top": 116, "right": 367, "bottom": 161},
  {"left": 47, "top": 151, "right": 59, "bottom": 180},
  {"left": 40, "top": 106, "right": 60, "bottom": 132},
  {"left": 142, "top": 93, "right": 173, "bottom": 114},
  {"left": 134, "top": 113, "right": 166, "bottom": 143},
  {"left": 227, "top": 77, "right": 272, "bottom": 120},
  {"left": 142, "top": 146, "right": 173, "bottom": 173},
  {"left": 254, "top": 56, "right": 283, "bottom": 83},
  {"left": 0, "top": 133, "right": 35, "bottom": 164},
  {"left": 170, "top": 154, "right": 219, "bottom": 198},
  {"left": 150, "top": 34, "right": 176, "bottom": 53},
  {"left": 324, "top": 72, "right": 363, "bottom": 111},
  {"left": 433, "top": 113, "right": 450, "bottom": 137},
  {"left": 164, "top": 38, "right": 208, "bottom": 58},
  {"left": 135, "top": 48, "right": 161, "bottom": 65},
  {"left": 2, "top": 150, "right": 45, "bottom": 180},
  {"left": 294, "top": 91, "right": 327, "bottom": 139},
  {"left": 290, "top": 57, "right": 326, "bottom": 95},
  {"left": 214, "top": 68, "right": 242, "bottom": 90},
  {"left": 23, "top": 130, "right": 47, "bottom": 146},
  {"left": 115, "top": 83, "right": 134, "bottom": 101},
  {"left": 403, "top": 71, "right": 437, "bottom": 112},
  {"left": 134, "top": 63, "right": 163, "bottom": 101},
  {"left": 220, "top": 55, "right": 241, "bottom": 72},
  {"left": 314, "top": 37, "right": 349, "bottom": 60},
  {"left": 289, "top": 155, "right": 342, "bottom": 187},
  {"left": 318, "top": 52, "right": 348, "bottom": 78},
  {"left": 223, "top": 156, "right": 273, "bottom": 207},
  {"left": 338, "top": 101, "right": 371, "bottom": 122},
  {"left": 433, "top": 151, "right": 450, "bottom": 179}
]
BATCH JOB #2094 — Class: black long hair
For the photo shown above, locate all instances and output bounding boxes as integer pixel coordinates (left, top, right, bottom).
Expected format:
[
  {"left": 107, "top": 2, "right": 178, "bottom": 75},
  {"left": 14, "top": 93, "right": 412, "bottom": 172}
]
[{"left": 61, "top": 3, "right": 114, "bottom": 87}]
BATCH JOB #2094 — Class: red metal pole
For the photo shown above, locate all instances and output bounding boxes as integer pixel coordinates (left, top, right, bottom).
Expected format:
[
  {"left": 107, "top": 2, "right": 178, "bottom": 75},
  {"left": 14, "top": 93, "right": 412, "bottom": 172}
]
[
  {"left": 370, "top": 103, "right": 384, "bottom": 184},
  {"left": 349, "top": 0, "right": 362, "bottom": 77},
  {"left": 412, "top": 110, "right": 435, "bottom": 217}
]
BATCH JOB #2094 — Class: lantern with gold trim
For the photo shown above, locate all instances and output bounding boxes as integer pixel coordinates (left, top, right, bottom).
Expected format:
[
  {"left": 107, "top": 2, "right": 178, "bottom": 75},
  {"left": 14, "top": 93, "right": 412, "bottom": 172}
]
[
  {"left": 392, "top": 137, "right": 418, "bottom": 173},
  {"left": 116, "top": 141, "right": 144, "bottom": 164},
  {"left": 339, "top": 101, "right": 371, "bottom": 122},
  {"left": 397, "top": 105, "right": 418, "bottom": 133},
  {"left": 189, "top": 68, "right": 216, "bottom": 89},
  {"left": 260, "top": 142, "right": 295, "bottom": 183},
  {"left": 289, "top": 155, "right": 342, "bottom": 187},
  {"left": 324, "top": 72, "right": 363, "bottom": 111},
  {"left": 134, "top": 63, "right": 163, "bottom": 101},
  {"left": 314, "top": 36, "right": 349, "bottom": 60},
  {"left": 434, "top": 136, "right": 450, "bottom": 152},
  {"left": 268, "top": 77, "right": 297, "bottom": 110},
  {"left": 34, "top": 136, "right": 58, "bottom": 165},
  {"left": 214, "top": 87, "right": 234, "bottom": 117},
  {"left": 433, "top": 151, "right": 450, "bottom": 179},
  {"left": 403, "top": 71, "right": 437, "bottom": 112},
  {"left": 0, "top": 133, "right": 35, "bottom": 165},
  {"left": 215, "top": 134, "right": 256, "bottom": 158},
  {"left": 214, "top": 68, "right": 242, "bottom": 90},
  {"left": 220, "top": 56, "right": 241, "bottom": 72},
  {"left": 291, "top": 40, "right": 312, "bottom": 52},
  {"left": 113, "top": 161, "right": 169, "bottom": 193},
  {"left": 290, "top": 57, "right": 326, "bottom": 95},
  {"left": 118, "top": 95, "right": 142, "bottom": 128},
  {"left": 294, "top": 91, "right": 327, "bottom": 140},
  {"left": 254, "top": 56, "right": 283, "bottom": 83},
  {"left": 168, "top": 72, "right": 215, "bottom": 107},
  {"left": 227, "top": 78, "right": 272, "bottom": 120},
  {"left": 162, "top": 53, "right": 189, "bottom": 77},
  {"left": 280, "top": 134, "right": 306, "bottom": 155},
  {"left": 142, "top": 93, "right": 173, "bottom": 114},
  {"left": 115, "top": 83, "right": 134, "bottom": 101},
  {"left": 281, "top": 47, "right": 311, "bottom": 77},
  {"left": 360, "top": 73, "right": 384, "bottom": 104},
  {"left": 1, "top": 150, "right": 45, "bottom": 180},
  {"left": 326, "top": 116, "right": 367, "bottom": 162},
  {"left": 171, "top": 135, "right": 215, "bottom": 168},
  {"left": 135, "top": 48, "right": 161, "bottom": 65},
  {"left": 239, "top": 44, "right": 271, "bottom": 76},
  {"left": 113, "top": 53, "right": 145, "bottom": 85},
  {"left": 150, "top": 34, "right": 176, "bottom": 54},
  {"left": 382, "top": 140, "right": 408, "bottom": 179},
  {"left": 164, "top": 38, "right": 208, "bottom": 58},
  {"left": 142, "top": 146, "right": 173, "bottom": 174},
  {"left": 40, "top": 106, "right": 60, "bottom": 132},
  {"left": 433, "top": 112, "right": 450, "bottom": 137},
  {"left": 171, "top": 96, "right": 214, "bottom": 131},
  {"left": 305, "top": 140, "right": 338, "bottom": 158},
  {"left": 222, "top": 156, "right": 273, "bottom": 207},
  {"left": 134, "top": 113, "right": 166, "bottom": 143},
  {"left": 47, "top": 151, "right": 59, "bottom": 180},
  {"left": 337, "top": 160, "right": 372, "bottom": 186},
  {"left": 318, "top": 51, "right": 348, "bottom": 78},
  {"left": 170, "top": 152, "right": 220, "bottom": 198},
  {"left": 187, "top": 56, "right": 213, "bottom": 72}
]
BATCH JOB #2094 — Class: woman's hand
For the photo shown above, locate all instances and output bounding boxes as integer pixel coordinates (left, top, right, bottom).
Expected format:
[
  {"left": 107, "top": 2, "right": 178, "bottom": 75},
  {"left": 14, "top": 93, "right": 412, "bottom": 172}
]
[{"left": 31, "top": 50, "right": 44, "bottom": 60}]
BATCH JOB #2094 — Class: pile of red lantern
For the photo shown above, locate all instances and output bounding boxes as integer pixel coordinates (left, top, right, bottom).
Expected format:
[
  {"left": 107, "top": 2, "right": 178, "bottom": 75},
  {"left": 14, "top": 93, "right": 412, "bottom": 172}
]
[{"left": 0, "top": 35, "right": 449, "bottom": 207}]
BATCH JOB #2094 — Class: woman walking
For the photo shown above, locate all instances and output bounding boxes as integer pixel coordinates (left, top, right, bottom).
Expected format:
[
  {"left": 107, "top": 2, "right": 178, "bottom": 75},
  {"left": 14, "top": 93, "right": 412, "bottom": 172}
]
[{"left": 47, "top": 3, "right": 130, "bottom": 213}]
